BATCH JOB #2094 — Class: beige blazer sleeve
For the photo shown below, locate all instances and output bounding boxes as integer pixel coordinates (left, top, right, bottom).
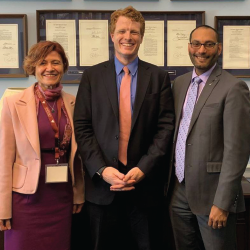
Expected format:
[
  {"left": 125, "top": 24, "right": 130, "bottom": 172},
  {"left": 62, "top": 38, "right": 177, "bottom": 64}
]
[{"left": 0, "top": 96, "right": 16, "bottom": 219}]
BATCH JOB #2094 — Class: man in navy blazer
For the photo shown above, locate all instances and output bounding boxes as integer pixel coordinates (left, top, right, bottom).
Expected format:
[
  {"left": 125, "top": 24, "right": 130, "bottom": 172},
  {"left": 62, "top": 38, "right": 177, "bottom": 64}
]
[
  {"left": 74, "top": 6, "right": 174, "bottom": 250},
  {"left": 168, "top": 25, "right": 250, "bottom": 249}
]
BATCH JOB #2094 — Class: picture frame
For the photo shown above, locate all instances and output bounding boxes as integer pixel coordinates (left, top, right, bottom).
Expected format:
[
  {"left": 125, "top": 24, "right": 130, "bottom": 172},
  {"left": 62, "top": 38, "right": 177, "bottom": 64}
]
[
  {"left": 37, "top": 10, "right": 205, "bottom": 83},
  {"left": 214, "top": 16, "right": 250, "bottom": 78},
  {"left": 170, "top": 0, "right": 245, "bottom": 2},
  {"left": 0, "top": 14, "right": 28, "bottom": 78},
  {"left": 0, "top": 0, "right": 71, "bottom": 1},
  {"left": 85, "top": 0, "right": 158, "bottom": 1}
]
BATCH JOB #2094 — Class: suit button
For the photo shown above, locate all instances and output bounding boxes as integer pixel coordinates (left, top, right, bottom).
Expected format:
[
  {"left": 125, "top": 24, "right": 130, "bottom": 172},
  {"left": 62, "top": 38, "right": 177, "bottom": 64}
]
[
  {"left": 115, "top": 135, "right": 119, "bottom": 140},
  {"left": 187, "top": 144, "right": 192, "bottom": 146},
  {"left": 113, "top": 157, "right": 117, "bottom": 163}
]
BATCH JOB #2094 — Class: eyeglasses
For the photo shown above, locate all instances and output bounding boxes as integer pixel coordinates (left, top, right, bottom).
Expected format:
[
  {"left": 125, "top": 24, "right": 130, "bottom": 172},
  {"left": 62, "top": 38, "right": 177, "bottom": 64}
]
[{"left": 189, "top": 42, "right": 219, "bottom": 49}]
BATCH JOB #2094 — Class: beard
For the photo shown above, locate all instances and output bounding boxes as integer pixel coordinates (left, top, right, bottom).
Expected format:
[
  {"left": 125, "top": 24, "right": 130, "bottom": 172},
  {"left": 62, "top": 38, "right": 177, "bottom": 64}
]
[{"left": 189, "top": 51, "right": 219, "bottom": 73}]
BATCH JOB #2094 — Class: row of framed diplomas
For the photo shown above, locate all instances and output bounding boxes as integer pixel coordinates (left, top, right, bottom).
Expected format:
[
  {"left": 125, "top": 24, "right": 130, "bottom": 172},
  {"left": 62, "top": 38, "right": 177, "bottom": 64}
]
[{"left": 0, "top": 11, "right": 250, "bottom": 83}]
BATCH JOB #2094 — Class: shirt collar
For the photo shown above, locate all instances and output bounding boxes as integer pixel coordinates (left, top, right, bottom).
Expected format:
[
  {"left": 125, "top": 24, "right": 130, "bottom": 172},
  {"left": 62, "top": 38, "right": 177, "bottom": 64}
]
[
  {"left": 114, "top": 56, "right": 138, "bottom": 76},
  {"left": 191, "top": 63, "right": 217, "bottom": 84}
]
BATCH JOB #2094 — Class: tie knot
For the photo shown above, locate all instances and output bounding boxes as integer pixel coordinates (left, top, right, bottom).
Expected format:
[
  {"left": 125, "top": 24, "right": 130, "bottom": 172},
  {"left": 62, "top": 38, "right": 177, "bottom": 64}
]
[
  {"left": 123, "top": 66, "right": 130, "bottom": 75},
  {"left": 193, "top": 76, "right": 202, "bottom": 85}
]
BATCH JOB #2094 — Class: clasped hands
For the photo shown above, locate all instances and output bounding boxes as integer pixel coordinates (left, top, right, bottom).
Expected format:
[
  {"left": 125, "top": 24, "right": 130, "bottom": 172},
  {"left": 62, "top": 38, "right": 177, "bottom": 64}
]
[{"left": 102, "top": 166, "right": 144, "bottom": 191}]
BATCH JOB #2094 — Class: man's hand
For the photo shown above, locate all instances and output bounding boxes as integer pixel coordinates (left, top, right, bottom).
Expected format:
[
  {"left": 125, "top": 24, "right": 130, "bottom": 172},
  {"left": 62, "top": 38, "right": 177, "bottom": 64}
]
[
  {"left": 110, "top": 167, "right": 145, "bottom": 191},
  {"left": 0, "top": 219, "right": 11, "bottom": 231},
  {"left": 73, "top": 203, "right": 84, "bottom": 214},
  {"left": 103, "top": 166, "right": 136, "bottom": 191},
  {"left": 123, "top": 167, "right": 145, "bottom": 183},
  {"left": 208, "top": 205, "right": 229, "bottom": 229},
  {"left": 103, "top": 166, "right": 135, "bottom": 191}
]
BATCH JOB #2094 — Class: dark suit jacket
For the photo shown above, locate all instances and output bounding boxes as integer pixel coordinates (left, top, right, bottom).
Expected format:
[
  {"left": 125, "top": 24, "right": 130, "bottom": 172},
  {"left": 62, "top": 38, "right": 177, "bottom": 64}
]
[
  {"left": 74, "top": 59, "right": 175, "bottom": 206},
  {"left": 167, "top": 65, "right": 250, "bottom": 215}
]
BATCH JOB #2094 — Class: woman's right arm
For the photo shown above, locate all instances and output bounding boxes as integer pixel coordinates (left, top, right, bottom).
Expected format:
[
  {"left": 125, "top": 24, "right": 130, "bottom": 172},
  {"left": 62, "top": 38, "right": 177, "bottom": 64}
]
[
  {"left": 0, "top": 97, "right": 16, "bottom": 222},
  {"left": 0, "top": 219, "right": 11, "bottom": 231}
]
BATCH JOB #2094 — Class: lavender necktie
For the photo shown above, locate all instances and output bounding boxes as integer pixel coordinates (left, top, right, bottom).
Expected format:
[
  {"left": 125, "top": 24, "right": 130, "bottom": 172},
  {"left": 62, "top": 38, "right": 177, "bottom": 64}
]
[{"left": 175, "top": 76, "right": 202, "bottom": 182}]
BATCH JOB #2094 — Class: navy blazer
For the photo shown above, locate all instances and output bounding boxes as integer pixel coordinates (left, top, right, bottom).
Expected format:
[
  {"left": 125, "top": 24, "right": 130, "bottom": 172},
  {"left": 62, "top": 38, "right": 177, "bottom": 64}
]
[{"left": 74, "top": 59, "right": 175, "bottom": 206}]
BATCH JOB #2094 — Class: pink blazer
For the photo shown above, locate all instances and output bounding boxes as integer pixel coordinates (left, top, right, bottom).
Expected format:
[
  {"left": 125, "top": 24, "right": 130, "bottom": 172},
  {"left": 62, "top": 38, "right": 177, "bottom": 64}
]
[{"left": 0, "top": 84, "right": 85, "bottom": 219}]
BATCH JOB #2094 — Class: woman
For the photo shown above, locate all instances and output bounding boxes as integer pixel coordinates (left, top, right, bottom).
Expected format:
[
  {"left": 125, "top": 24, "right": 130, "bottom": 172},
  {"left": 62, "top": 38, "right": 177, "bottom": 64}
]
[{"left": 0, "top": 41, "right": 84, "bottom": 250}]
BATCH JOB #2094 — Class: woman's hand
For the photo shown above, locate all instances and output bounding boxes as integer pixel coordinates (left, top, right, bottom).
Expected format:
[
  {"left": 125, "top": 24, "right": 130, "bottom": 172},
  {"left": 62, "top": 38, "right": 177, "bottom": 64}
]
[
  {"left": 73, "top": 203, "right": 84, "bottom": 214},
  {"left": 0, "top": 219, "right": 11, "bottom": 231}
]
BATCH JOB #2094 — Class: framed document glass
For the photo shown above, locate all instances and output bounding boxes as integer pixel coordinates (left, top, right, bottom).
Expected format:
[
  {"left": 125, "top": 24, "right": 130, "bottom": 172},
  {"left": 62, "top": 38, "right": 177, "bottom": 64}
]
[
  {"left": 0, "top": 14, "right": 28, "bottom": 78},
  {"left": 85, "top": 0, "right": 158, "bottom": 1},
  {"left": 215, "top": 16, "right": 250, "bottom": 78},
  {"left": 37, "top": 10, "right": 204, "bottom": 83}
]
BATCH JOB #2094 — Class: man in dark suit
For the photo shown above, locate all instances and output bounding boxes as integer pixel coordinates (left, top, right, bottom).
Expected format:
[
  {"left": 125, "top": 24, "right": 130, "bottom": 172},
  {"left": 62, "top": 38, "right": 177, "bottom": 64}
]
[
  {"left": 74, "top": 6, "right": 174, "bottom": 250},
  {"left": 168, "top": 25, "right": 250, "bottom": 249}
]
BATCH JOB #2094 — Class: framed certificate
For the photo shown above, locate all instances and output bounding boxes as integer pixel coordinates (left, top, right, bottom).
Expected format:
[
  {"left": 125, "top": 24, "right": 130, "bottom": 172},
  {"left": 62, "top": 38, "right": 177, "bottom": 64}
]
[
  {"left": 170, "top": 0, "right": 241, "bottom": 2},
  {"left": 215, "top": 16, "right": 250, "bottom": 78},
  {"left": 85, "top": 0, "right": 158, "bottom": 1},
  {"left": 0, "top": 14, "right": 28, "bottom": 78},
  {"left": 0, "top": 0, "right": 72, "bottom": 2},
  {"left": 37, "top": 10, "right": 204, "bottom": 83}
]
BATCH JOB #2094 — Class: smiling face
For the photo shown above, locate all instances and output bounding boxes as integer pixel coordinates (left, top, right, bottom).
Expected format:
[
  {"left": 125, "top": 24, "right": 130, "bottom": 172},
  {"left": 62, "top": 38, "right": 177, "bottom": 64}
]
[
  {"left": 111, "top": 16, "right": 143, "bottom": 65},
  {"left": 188, "top": 27, "right": 222, "bottom": 75},
  {"left": 35, "top": 51, "right": 64, "bottom": 90}
]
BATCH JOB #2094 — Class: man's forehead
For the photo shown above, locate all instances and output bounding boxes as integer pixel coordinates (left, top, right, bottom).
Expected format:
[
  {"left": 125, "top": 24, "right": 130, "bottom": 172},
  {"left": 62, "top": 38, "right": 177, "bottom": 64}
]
[
  {"left": 116, "top": 16, "right": 140, "bottom": 25},
  {"left": 191, "top": 28, "right": 217, "bottom": 41}
]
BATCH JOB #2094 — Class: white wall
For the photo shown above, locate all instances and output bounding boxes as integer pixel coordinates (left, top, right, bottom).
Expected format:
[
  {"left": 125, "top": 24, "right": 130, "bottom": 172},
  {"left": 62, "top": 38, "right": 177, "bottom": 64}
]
[{"left": 1, "top": 0, "right": 250, "bottom": 97}]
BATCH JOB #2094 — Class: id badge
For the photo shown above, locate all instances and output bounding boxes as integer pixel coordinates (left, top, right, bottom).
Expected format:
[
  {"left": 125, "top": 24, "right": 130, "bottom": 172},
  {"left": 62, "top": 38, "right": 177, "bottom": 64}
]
[{"left": 45, "top": 163, "right": 68, "bottom": 183}]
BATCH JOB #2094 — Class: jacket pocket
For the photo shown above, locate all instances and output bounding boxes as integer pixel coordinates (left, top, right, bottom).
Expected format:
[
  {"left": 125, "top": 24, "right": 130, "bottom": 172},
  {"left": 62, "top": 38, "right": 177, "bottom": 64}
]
[
  {"left": 203, "top": 103, "right": 219, "bottom": 109},
  {"left": 207, "top": 162, "right": 222, "bottom": 173},
  {"left": 13, "top": 163, "right": 28, "bottom": 189}
]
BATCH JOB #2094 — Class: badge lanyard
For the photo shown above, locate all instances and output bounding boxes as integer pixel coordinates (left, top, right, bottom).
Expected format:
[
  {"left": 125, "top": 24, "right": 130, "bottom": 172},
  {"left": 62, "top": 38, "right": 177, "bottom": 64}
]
[{"left": 35, "top": 85, "right": 62, "bottom": 164}]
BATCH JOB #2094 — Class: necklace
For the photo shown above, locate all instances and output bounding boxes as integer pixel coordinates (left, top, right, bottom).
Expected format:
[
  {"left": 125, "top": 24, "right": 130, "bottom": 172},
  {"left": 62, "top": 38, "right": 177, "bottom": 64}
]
[
  {"left": 46, "top": 100, "right": 56, "bottom": 113},
  {"left": 38, "top": 86, "right": 57, "bottom": 113}
]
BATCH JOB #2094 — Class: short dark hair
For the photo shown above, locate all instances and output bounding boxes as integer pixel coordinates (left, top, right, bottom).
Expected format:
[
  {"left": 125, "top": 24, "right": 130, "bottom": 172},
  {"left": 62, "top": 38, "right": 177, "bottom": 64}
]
[{"left": 189, "top": 25, "right": 220, "bottom": 43}]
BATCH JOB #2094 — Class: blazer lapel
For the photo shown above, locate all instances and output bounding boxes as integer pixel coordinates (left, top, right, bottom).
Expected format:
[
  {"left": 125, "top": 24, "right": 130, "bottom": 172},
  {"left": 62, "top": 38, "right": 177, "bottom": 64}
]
[
  {"left": 62, "top": 91, "right": 77, "bottom": 162},
  {"left": 131, "top": 60, "right": 151, "bottom": 131},
  {"left": 187, "top": 66, "right": 222, "bottom": 136},
  {"left": 15, "top": 84, "right": 40, "bottom": 158},
  {"left": 102, "top": 60, "right": 119, "bottom": 123},
  {"left": 62, "top": 91, "right": 75, "bottom": 126}
]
